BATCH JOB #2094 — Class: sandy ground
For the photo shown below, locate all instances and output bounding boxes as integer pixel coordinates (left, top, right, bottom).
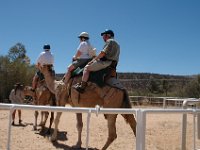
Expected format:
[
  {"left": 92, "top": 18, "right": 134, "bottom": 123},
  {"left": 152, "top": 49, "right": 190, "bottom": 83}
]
[{"left": 1, "top": 105, "right": 200, "bottom": 150}]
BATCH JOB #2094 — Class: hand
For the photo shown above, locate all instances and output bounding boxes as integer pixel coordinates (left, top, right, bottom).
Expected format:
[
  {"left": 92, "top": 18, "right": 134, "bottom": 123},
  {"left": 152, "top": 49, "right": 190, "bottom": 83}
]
[
  {"left": 72, "top": 56, "right": 77, "bottom": 61},
  {"left": 88, "top": 60, "right": 95, "bottom": 65}
]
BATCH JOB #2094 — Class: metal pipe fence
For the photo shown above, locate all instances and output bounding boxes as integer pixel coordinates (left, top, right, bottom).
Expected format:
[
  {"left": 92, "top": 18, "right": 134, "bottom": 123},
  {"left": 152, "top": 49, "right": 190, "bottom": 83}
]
[{"left": 0, "top": 103, "right": 200, "bottom": 150}]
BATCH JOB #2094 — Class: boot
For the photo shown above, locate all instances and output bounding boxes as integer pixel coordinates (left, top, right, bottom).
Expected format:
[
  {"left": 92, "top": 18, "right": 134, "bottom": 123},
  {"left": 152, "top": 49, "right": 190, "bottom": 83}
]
[{"left": 74, "top": 81, "right": 87, "bottom": 93}]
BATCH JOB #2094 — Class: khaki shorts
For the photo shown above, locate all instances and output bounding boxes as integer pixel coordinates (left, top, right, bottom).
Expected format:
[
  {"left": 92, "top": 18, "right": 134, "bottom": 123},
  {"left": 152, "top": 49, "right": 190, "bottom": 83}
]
[{"left": 86, "top": 60, "right": 112, "bottom": 72}]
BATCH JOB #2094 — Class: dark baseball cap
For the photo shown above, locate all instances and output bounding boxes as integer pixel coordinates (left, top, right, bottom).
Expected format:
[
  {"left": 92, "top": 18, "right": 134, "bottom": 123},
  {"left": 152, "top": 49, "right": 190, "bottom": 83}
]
[{"left": 101, "top": 29, "right": 114, "bottom": 37}]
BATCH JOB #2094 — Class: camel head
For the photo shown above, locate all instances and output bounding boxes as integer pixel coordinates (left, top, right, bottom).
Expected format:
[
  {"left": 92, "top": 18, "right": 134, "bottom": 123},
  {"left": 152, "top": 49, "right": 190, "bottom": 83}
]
[
  {"left": 23, "top": 86, "right": 35, "bottom": 97},
  {"left": 40, "top": 65, "right": 55, "bottom": 78}
]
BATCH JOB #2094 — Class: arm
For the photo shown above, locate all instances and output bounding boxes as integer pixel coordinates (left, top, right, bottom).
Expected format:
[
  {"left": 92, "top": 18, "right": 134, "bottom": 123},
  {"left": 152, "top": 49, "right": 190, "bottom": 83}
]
[
  {"left": 73, "top": 50, "right": 82, "bottom": 60},
  {"left": 93, "top": 51, "right": 106, "bottom": 61},
  {"left": 87, "top": 51, "right": 106, "bottom": 65}
]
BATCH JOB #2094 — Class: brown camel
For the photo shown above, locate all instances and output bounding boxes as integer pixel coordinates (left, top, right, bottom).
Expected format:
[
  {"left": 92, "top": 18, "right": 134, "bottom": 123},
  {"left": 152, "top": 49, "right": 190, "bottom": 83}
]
[
  {"left": 24, "top": 84, "right": 55, "bottom": 134},
  {"left": 40, "top": 65, "right": 136, "bottom": 150}
]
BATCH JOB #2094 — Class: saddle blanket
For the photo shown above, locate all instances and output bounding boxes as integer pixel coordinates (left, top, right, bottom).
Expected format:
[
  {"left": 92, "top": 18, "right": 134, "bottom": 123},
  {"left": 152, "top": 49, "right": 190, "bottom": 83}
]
[{"left": 105, "top": 77, "right": 125, "bottom": 90}]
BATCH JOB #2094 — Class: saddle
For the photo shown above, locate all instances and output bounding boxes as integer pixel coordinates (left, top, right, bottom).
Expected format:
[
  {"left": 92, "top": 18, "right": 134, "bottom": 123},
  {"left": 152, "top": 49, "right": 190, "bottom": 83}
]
[{"left": 71, "top": 62, "right": 124, "bottom": 89}]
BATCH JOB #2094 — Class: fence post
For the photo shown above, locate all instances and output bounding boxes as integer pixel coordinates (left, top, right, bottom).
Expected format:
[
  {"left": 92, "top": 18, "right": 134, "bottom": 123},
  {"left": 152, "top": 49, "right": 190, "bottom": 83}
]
[
  {"left": 193, "top": 113, "right": 196, "bottom": 150},
  {"left": 136, "top": 109, "right": 146, "bottom": 150},
  {"left": 7, "top": 105, "right": 15, "bottom": 150},
  {"left": 85, "top": 109, "right": 92, "bottom": 150},
  {"left": 181, "top": 100, "right": 188, "bottom": 150}
]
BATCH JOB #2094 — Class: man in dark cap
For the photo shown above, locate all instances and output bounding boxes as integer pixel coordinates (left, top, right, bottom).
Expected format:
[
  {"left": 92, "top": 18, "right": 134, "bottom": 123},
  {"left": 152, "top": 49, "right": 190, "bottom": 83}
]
[
  {"left": 74, "top": 29, "right": 120, "bottom": 93},
  {"left": 32, "top": 44, "right": 54, "bottom": 90}
]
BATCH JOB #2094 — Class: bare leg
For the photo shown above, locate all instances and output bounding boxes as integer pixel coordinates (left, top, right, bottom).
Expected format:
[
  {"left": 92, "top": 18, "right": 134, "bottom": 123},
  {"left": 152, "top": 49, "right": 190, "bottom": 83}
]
[
  {"left": 12, "top": 109, "right": 16, "bottom": 125},
  {"left": 18, "top": 110, "right": 22, "bottom": 124},
  {"left": 63, "top": 71, "right": 71, "bottom": 84},
  {"left": 32, "top": 74, "right": 39, "bottom": 90},
  {"left": 82, "top": 66, "right": 90, "bottom": 82},
  {"left": 102, "top": 114, "right": 117, "bottom": 150},
  {"left": 74, "top": 113, "right": 83, "bottom": 148},
  {"left": 63, "top": 65, "right": 75, "bottom": 84},
  {"left": 33, "top": 111, "right": 39, "bottom": 130}
]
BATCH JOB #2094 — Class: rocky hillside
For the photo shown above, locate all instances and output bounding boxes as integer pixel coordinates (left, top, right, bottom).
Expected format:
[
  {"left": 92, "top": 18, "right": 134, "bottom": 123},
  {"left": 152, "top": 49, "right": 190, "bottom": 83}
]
[
  {"left": 117, "top": 72, "right": 192, "bottom": 91},
  {"left": 56, "top": 72, "right": 194, "bottom": 95}
]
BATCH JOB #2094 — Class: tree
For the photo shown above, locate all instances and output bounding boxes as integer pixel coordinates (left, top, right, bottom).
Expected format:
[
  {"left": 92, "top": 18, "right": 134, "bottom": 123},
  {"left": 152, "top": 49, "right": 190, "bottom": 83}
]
[
  {"left": 147, "top": 78, "right": 160, "bottom": 94},
  {"left": 7, "top": 43, "right": 26, "bottom": 62},
  {"left": 0, "top": 43, "right": 35, "bottom": 102},
  {"left": 162, "top": 80, "right": 171, "bottom": 96},
  {"left": 0, "top": 56, "right": 11, "bottom": 101},
  {"left": 183, "top": 75, "right": 200, "bottom": 98}
]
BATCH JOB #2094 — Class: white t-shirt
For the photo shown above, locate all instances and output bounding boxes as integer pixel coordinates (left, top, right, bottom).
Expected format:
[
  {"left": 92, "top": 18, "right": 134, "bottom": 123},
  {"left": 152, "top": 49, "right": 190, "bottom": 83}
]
[
  {"left": 9, "top": 89, "right": 24, "bottom": 104},
  {"left": 36, "top": 50, "right": 54, "bottom": 66},
  {"left": 77, "top": 41, "right": 93, "bottom": 59}
]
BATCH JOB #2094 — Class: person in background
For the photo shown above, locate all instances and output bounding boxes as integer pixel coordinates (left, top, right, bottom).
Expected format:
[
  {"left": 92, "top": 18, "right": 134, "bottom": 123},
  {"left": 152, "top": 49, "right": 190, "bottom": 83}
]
[
  {"left": 9, "top": 83, "right": 25, "bottom": 125},
  {"left": 32, "top": 44, "right": 54, "bottom": 91},
  {"left": 74, "top": 29, "right": 120, "bottom": 93},
  {"left": 63, "top": 32, "right": 96, "bottom": 84}
]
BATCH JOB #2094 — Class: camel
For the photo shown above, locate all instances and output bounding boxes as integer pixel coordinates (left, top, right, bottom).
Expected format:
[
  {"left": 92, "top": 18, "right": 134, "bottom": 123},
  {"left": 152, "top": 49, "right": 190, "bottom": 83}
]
[
  {"left": 9, "top": 83, "right": 25, "bottom": 125},
  {"left": 40, "top": 65, "right": 136, "bottom": 150},
  {"left": 23, "top": 84, "right": 55, "bottom": 134}
]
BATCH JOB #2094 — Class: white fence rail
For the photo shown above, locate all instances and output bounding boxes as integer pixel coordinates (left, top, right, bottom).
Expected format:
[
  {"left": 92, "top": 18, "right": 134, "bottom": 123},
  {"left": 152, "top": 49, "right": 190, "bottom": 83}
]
[{"left": 1, "top": 103, "right": 200, "bottom": 150}]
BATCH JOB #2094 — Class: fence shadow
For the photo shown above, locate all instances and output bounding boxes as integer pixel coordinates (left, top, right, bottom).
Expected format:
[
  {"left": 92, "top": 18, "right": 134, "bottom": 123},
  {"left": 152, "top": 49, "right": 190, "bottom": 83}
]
[
  {"left": 52, "top": 141, "right": 99, "bottom": 150},
  {"left": 34, "top": 127, "right": 99, "bottom": 150}
]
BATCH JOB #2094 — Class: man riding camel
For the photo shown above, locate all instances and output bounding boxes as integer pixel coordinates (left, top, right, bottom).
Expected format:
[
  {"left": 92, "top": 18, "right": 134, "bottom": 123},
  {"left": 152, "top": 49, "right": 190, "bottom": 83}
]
[
  {"left": 74, "top": 29, "right": 120, "bottom": 93},
  {"left": 32, "top": 44, "right": 54, "bottom": 90}
]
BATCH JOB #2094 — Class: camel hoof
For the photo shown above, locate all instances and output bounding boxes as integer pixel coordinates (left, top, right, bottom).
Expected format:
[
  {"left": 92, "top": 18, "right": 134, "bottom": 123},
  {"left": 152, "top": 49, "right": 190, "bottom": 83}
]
[
  {"left": 33, "top": 126, "right": 37, "bottom": 131},
  {"left": 72, "top": 142, "right": 82, "bottom": 149},
  {"left": 72, "top": 145, "right": 81, "bottom": 149},
  {"left": 45, "top": 130, "right": 51, "bottom": 135},
  {"left": 50, "top": 136, "right": 57, "bottom": 142}
]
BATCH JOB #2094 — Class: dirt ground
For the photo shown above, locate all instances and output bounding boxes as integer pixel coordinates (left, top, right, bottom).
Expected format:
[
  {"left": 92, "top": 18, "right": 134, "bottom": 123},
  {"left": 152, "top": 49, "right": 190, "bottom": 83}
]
[{"left": 1, "top": 105, "right": 200, "bottom": 150}]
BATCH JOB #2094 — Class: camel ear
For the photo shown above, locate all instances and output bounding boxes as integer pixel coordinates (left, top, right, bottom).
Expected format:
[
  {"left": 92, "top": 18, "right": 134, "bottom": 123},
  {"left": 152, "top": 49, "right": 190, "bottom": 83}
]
[{"left": 42, "top": 65, "right": 48, "bottom": 69}]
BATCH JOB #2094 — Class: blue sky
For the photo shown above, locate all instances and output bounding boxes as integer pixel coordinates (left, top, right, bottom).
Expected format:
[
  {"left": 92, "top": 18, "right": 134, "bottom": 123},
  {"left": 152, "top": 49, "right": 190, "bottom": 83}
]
[{"left": 0, "top": 0, "right": 200, "bottom": 75}]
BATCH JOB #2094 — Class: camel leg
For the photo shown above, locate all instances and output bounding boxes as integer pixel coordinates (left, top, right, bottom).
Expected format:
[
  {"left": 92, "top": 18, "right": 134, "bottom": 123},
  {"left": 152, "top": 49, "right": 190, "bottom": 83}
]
[
  {"left": 74, "top": 113, "right": 83, "bottom": 148},
  {"left": 51, "top": 112, "right": 62, "bottom": 142},
  {"left": 33, "top": 111, "right": 39, "bottom": 130},
  {"left": 46, "top": 94, "right": 55, "bottom": 135},
  {"left": 121, "top": 114, "right": 137, "bottom": 136},
  {"left": 41, "top": 111, "right": 49, "bottom": 131},
  {"left": 46, "top": 112, "right": 54, "bottom": 135},
  {"left": 39, "top": 111, "right": 44, "bottom": 126},
  {"left": 102, "top": 114, "right": 117, "bottom": 150}
]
